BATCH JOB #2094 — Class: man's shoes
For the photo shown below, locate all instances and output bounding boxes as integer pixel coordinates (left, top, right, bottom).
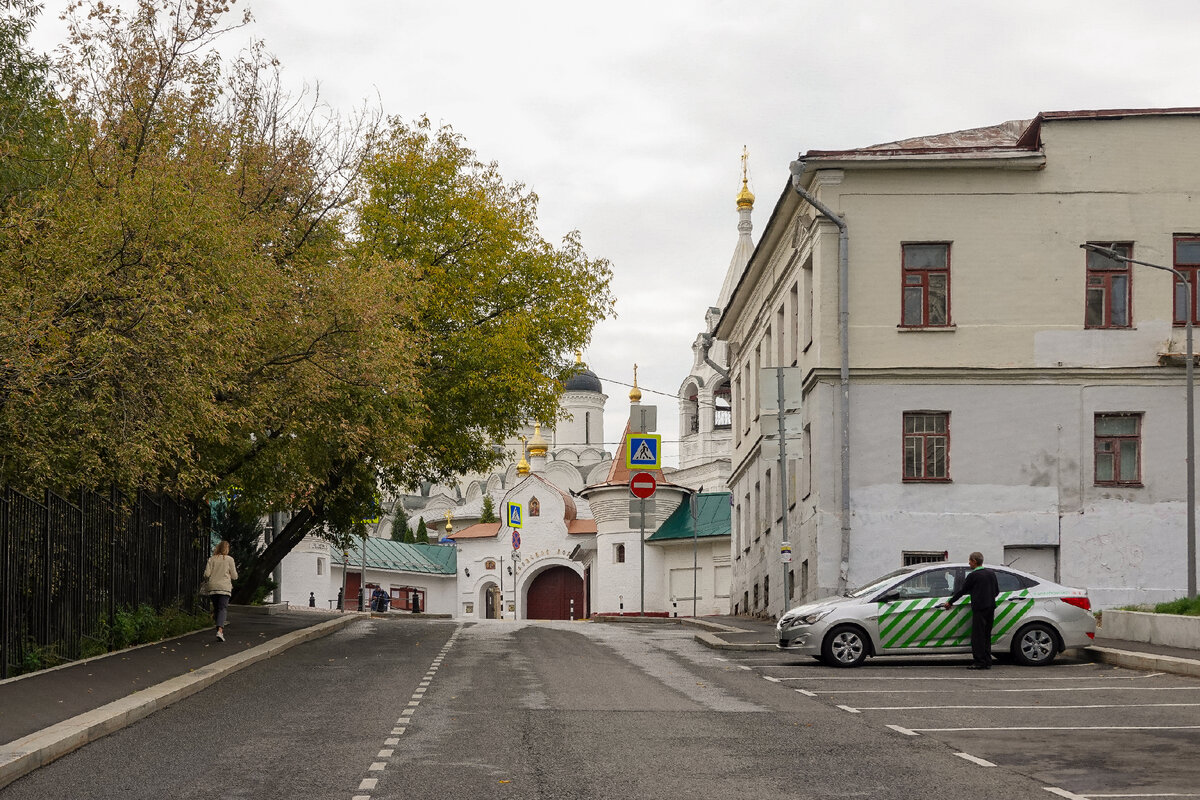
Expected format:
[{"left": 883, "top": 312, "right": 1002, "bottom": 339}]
[{"left": 216, "top": 630, "right": 225, "bottom": 642}]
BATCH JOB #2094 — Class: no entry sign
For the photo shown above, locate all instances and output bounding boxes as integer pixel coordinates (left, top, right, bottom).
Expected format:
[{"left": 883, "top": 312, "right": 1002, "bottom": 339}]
[{"left": 629, "top": 471, "right": 657, "bottom": 499}]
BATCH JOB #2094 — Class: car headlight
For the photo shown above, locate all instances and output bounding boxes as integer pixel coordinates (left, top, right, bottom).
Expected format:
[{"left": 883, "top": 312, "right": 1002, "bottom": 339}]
[{"left": 781, "top": 609, "right": 833, "bottom": 627}]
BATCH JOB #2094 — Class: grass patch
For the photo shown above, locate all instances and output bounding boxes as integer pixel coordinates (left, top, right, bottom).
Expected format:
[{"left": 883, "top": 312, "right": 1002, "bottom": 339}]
[
  {"left": 12, "top": 604, "right": 212, "bottom": 677},
  {"left": 1152, "top": 597, "right": 1200, "bottom": 616}
]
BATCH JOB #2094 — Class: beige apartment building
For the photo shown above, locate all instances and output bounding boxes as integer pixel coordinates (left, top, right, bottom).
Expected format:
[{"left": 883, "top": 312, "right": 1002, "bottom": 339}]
[{"left": 716, "top": 109, "right": 1200, "bottom": 615}]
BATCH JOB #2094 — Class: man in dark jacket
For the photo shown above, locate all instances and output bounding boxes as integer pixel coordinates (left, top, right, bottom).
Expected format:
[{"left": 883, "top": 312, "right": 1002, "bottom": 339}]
[{"left": 940, "top": 552, "right": 1000, "bottom": 669}]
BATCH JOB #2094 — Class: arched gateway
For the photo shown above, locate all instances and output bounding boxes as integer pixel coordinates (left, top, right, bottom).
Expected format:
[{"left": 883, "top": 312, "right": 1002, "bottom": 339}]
[{"left": 525, "top": 565, "right": 584, "bottom": 620}]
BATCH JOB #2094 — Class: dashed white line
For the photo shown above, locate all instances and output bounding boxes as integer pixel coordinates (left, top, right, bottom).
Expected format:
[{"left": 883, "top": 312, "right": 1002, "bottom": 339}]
[
  {"left": 348, "top": 624, "right": 462, "bottom": 799},
  {"left": 954, "top": 752, "right": 995, "bottom": 767},
  {"left": 1043, "top": 787, "right": 1089, "bottom": 799}
]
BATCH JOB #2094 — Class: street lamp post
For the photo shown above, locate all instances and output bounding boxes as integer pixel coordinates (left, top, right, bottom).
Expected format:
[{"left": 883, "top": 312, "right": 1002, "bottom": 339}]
[{"left": 1080, "top": 244, "right": 1196, "bottom": 598}]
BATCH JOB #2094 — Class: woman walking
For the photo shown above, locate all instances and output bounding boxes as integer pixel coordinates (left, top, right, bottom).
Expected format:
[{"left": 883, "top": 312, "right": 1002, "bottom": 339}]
[{"left": 204, "top": 540, "right": 238, "bottom": 642}]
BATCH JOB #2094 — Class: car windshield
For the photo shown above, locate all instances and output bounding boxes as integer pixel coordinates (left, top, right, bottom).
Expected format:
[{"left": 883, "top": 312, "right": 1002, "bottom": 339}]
[{"left": 846, "top": 567, "right": 914, "bottom": 598}]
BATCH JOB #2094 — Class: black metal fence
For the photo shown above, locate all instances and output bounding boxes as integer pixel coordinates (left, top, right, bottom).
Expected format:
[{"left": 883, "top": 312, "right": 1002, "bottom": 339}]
[{"left": 0, "top": 486, "right": 207, "bottom": 679}]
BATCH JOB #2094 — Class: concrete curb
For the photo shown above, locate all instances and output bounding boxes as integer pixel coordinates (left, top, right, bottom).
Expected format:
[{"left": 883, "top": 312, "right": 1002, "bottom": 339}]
[
  {"left": 0, "top": 615, "right": 360, "bottom": 791},
  {"left": 1084, "top": 644, "right": 1200, "bottom": 678},
  {"left": 693, "top": 632, "right": 777, "bottom": 651}
]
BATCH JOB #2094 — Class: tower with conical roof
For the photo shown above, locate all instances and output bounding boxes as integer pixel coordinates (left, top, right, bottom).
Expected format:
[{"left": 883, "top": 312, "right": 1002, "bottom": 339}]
[
  {"left": 551, "top": 353, "right": 608, "bottom": 468},
  {"left": 675, "top": 149, "right": 751, "bottom": 480}
]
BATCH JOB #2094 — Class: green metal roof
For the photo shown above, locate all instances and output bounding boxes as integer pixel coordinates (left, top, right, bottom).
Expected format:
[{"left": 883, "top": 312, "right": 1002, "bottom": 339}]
[
  {"left": 335, "top": 538, "right": 457, "bottom": 575},
  {"left": 646, "top": 492, "right": 732, "bottom": 542}
]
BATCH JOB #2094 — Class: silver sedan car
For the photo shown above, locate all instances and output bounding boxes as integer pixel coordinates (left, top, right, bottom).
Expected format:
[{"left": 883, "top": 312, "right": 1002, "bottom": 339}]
[{"left": 776, "top": 562, "right": 1096, "bottom": 667}]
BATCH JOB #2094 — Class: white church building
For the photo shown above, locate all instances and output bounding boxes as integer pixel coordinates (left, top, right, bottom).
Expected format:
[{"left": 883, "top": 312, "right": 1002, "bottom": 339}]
[{"left": 272, "top": 163, "right": 772, "bottom": 619}]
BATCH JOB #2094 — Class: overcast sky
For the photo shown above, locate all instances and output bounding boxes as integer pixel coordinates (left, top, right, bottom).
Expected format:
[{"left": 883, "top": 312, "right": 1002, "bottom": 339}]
[{"left": 27, "top": 1, "right": 1200, "bottom": 466}]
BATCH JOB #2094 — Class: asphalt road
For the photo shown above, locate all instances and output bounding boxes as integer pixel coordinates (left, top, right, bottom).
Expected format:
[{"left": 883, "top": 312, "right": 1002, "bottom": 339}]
[{"left": 4, "top": 619, "right": 1185, "bottom": 799}]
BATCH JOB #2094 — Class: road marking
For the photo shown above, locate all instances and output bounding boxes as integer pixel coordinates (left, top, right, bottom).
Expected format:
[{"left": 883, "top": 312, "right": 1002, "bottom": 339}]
[
  {"left": 799, "top": 686, "right": 1200, "bottom": 695},
  {"left": 1043, "top": 787, "right": 1088, "bottom": 799},
  {"left": 836, "top": 705, "right": 860, "bottom": 714},
  {"left": 886, "top": 724, "right": 918, "bottom": 736},
  {"left": 795, "top": 689, "right": 817, "bottom": 697},
  {"left": 1079, "top": 794, "right": 1200, "bottom": 797},
  {"left": 955, "top": 752, "right": 995, "bottom": 767},
  {"left": 768, "top": 681, "right": 1152, "bottom": 686},
  {"left": 349, "top": 624, "right": 463, "bottom": 799},
  {"left": 763, "top": 676, "right": 781, "bottom": 683},
  {"left": 910, "top": 725, "right": 1200, "bottom": 733},
  {"left": 850, "top": 703, "right": 1200, "bottom": 711}
]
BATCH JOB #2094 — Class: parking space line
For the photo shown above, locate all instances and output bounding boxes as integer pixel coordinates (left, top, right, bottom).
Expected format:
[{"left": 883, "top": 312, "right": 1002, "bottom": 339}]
[
  {"left": 836, "top": 705, "right": 860, "bottom": 714},
  {"left": 886, "top": 724, "right": 918, "bottom": 736},
  {"left": 850, "top": 703, "right": 1200, "bottom": 711},
  {"left": 909, "top": 725, "right": 1200, "bottom": 733},
  {"left": 758, "top": 681, "right": 1161, "bottom": 686},
  {"left": 795, "top": 689, "right": 817, "bottom": 696},
  {"left": 1080, "top": 793, "right": 1200, "bottom": 797},
  {"left": 955, "top": 752, "right": 995, "bottom": 767},
  {"left": 802, "top": 686, "right": 1199, "bottom": 695},
  {"left": 1043, "top": 788, "right": 1089, "bottom": 799}
]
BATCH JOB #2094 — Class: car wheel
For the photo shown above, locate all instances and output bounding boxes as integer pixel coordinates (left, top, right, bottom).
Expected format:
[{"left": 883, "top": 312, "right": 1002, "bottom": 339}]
[
  {"left": 822, "top": 625, "right": 869, "bottom": 668},
  {"left": 1012, "top": 622, "right": 1060, "bottom": 666}
]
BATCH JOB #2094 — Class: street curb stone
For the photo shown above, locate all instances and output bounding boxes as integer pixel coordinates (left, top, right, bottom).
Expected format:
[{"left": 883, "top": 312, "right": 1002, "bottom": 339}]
[
  {"left": 1084, "top": 644, "right": 1200, "bottom": 678},
  {"left": 0, "top": 615, "right": 360, "bottom": 791}
]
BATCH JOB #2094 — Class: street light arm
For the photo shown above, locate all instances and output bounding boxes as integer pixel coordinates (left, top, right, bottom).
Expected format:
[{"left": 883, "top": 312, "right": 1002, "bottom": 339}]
[
  {"left": 1080, "top": 242, "right": 1197, "bottom": 599},
  {"left": 1079, "top": 243, "right": 1188, "bottom": 282}
]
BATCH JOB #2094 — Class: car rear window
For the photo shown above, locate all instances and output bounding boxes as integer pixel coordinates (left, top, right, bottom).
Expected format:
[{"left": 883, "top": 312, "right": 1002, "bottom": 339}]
[{"left": 995, "top": 569, "right": 1037, "bottom": 591}]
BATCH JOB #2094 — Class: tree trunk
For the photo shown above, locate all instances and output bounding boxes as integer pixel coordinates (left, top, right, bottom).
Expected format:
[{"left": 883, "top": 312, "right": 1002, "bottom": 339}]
[{"left": 231, "top": 506, "right": 318, "bottom": 604}]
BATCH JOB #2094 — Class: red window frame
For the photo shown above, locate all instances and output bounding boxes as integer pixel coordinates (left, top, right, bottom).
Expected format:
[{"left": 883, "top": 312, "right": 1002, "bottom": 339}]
[
  {"left": 900, "top": 243, "right": 951, "bottom": 328},
  {"left": 1085, "top": 242, "right": 1132, "bottom": 329},
  {"left": 1094, "top": 413, "right": 1142, "bottom": 486},
  {"left": 903, "top": 411, "right": 950, "bottom": 482},
  {"left": 1174, "top": 236, "right": 1200, "bottom": 326}
]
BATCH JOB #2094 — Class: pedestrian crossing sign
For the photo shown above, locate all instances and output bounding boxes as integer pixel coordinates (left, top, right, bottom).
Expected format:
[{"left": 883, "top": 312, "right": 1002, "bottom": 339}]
[
  {"left": 506, "top": 501, "right": 523, "bottom": 528},
  {"left": 625, "top": 434, "right": 661, "bottom": 469}
]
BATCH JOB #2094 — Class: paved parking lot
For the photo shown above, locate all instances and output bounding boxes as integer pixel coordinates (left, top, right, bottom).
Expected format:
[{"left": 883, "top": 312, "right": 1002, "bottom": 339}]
[{"left": 713, "top": 651, "right": 1200, "bottom": 798}]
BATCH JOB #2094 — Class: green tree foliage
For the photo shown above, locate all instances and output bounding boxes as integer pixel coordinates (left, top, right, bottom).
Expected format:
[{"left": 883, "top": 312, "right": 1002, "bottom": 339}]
[
  {"left": 415, "top": 517, "right": 428, "bottom": 544},
  {"left": 0, "top": 0, "right": 613, "bottom": 604},
  {"left": 390, "top": 506, "right": 410, "bottom": 542},
  {"left": 480, "top": 494, "right": 497, "bottom": 524},
  {"left": 209, "top": 497, "right": 275, "bottom": 603},
  {"left": 0, "top": 0, "right": 64, "bottom": 204}
]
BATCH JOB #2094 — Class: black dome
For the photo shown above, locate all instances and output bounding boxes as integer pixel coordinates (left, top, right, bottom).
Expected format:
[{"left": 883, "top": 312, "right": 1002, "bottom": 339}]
[{"left": 564, "top": 367, "right": 603, "bottom": 393}]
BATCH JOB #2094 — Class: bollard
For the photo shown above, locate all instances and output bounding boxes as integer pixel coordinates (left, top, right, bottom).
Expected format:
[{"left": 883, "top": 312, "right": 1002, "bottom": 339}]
[
  {"left": 337, "top": 587, "right": 344, "bottom": 611},
  {"left": 570, "top": 598, "right": 575, "bottom": 621},
  {"left": 309, "top": 592, "right": 316, "bottom": 608}
]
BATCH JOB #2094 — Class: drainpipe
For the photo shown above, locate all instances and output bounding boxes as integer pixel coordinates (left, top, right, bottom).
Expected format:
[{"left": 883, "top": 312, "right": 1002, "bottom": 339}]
[
  {"left": 698, "top": 333, "right": 730, "bottom": 380},
  {"left": 789, "top": 159, "right": 851, "bottom": 593}
]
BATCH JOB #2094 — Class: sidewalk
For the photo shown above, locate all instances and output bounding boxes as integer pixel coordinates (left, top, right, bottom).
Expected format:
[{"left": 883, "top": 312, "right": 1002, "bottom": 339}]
[
  {"left": 684, "top": 614, "right": 1200, "bottom": 678},
  {"left": 0, "top": 606, "right": 362, "bottom": 790}
]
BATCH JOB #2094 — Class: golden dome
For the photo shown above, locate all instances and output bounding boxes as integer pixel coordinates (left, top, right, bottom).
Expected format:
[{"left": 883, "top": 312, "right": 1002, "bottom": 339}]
[
  {"left": 736, "top": 177, "right": 755, "bottom": 209},
  {"left": 517, "top": 455, "right": 530, "bottom": 476},
  {"left": 629, "top": 364, "right": 642, "bottom": 403},
  {"left": 736, "top": 146, "right": 754, "bottom": 209},
  {"left": 528, "top": 423, "right": 548, "bottom": 457}
]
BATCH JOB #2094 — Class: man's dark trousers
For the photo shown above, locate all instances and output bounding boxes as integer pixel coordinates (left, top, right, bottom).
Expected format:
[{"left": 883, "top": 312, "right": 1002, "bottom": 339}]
[{"left": 971, "top": 606, "right": 995, "bottom": 667}]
